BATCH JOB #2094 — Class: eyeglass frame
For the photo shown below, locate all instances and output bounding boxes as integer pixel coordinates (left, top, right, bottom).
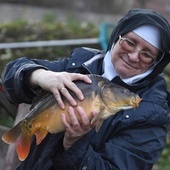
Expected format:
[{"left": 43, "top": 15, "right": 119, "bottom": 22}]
[{"left": 118, "top": 35, "right": 158, "bottom": 65}]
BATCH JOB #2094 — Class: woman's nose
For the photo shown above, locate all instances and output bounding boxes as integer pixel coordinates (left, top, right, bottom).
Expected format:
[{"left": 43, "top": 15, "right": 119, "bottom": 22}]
[{"left": 128, "top": 51, "right": 140, "bottom": 63}]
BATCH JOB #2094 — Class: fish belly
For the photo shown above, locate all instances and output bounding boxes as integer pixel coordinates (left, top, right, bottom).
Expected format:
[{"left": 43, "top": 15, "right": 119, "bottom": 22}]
[{"left": 31, "top": 97, "right": 97, "bottom": 134}]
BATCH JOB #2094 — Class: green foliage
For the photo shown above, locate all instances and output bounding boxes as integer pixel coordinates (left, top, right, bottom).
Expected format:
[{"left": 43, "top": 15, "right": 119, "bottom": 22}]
[
  {"left": 0, "top": 18, "right": 99, "bottom": 74},
  {"left": 156, "top": 133, "right": 170, "bottom": 170},
  {"left": 0, "top": 17, "right": 100, "bottom": 129},
  {"left": 155, "top": 75, "right": 170, "bottom": 169},
  {"left": 0, "top": 106, "right": 14, "bottom": 127},
  {"left": 165, "top": 75, "right": 170, "bottom": 90},
  {"left": 42, "top": 13, "right": 56, "bottom": 23}
]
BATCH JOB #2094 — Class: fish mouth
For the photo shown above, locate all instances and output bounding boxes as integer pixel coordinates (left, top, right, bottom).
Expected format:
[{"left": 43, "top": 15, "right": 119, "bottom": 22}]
[{"left": 114, "top": 96, "right": 142, "bottom": 111}]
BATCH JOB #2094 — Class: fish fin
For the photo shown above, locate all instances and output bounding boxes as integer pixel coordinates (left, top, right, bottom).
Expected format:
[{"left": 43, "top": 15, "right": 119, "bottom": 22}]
[
  {"left": 34, "top": 129, "right": 48, "bottom": 145},
  {"left": 95, "top": 120, "right": 104, "bottom": 132},
  {"left": 90, "top": 106, "right": 105, "bottom": 125},
  {"left": 15, "top": 132, "right": 32, "bottom": 161},
  {"left": 2, "top": 121, "right": 33, "bottom": 161},
  {"left": 31, "top": 90, "right": 49, "bottom": 110},
  {"left": 91, "top": 108, "right": 114, "bottom": 132},
  {"left": 2, "top": 123, "right": 22, "bottom": 144}
]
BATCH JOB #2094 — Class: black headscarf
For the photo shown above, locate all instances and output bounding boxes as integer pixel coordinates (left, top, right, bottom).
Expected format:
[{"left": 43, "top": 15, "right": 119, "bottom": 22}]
[{"left": 107, "top": 8, "right": 170, "bottom": 78}]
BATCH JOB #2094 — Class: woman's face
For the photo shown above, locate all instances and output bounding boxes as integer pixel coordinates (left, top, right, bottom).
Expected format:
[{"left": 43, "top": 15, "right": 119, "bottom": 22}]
[{"left": 111, "top": 32, "right": 160, "bottom": 79}]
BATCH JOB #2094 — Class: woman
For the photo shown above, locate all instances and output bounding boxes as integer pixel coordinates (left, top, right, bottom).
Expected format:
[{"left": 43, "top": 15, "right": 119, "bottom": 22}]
[{"left": 2, "top": 8, "right": 170, "bottom": 170}]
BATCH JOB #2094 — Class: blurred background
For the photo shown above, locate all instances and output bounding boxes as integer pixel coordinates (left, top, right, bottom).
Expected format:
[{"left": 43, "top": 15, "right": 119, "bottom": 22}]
[{"left": 0, "top": 0, "right": 170, "bottom": 170}]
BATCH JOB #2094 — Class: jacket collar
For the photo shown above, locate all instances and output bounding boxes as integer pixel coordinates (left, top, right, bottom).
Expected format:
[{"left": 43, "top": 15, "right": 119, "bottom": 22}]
[{"left": 82, "top": 52, "right": 105, "bottom": 75}]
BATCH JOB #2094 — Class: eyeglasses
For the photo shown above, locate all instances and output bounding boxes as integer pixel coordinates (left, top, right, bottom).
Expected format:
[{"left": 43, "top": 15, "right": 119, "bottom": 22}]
[{"left": 118, "top": 35, "right": 156, "bottom": 65}]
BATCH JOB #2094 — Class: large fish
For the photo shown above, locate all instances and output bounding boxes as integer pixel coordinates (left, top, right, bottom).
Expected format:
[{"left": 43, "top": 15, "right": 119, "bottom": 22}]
[{"left": 2, "top": 74, "right": 142, "bottom": 161}]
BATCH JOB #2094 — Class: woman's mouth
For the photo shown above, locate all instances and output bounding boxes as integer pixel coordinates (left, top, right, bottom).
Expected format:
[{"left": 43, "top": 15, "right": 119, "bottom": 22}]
[{"left": 121, "top": 56, "right": 138, "bottom": 69}]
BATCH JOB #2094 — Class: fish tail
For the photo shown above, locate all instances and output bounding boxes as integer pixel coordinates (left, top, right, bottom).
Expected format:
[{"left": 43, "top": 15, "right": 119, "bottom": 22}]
[
  {"left": 2, "top": 122, "right": 33, "bottom": 161},
  {"left": 15, "top": 130, "right": 32, "bottom": 161},
  {"left": 2, "top": 123, "right": 22, "bottom": 144}
]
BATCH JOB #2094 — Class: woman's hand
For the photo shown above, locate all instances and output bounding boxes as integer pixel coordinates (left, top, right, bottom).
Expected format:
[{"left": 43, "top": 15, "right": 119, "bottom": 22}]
[
  {"left": 29, "top": 69, "right": 92, "bottom": 109},
  {"left": 61, "top": 106, "right": 96, "bottom": 150}
]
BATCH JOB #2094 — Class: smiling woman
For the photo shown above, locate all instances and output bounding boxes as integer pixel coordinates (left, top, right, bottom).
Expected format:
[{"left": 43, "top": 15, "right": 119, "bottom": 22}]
[
  {"left": 1, "top": 8, "right": 170, "bottom": 170},
  {"left": 118, "top": 35, "right": 156, "bottom": 65},
  {"left": 110, "top": 30, "right": 160, "bottom": 79}
]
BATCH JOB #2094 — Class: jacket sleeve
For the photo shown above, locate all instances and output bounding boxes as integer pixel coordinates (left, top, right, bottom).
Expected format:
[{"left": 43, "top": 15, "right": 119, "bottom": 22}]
[{"left": 1, "top": 57, "right": 69, "bottom": 104}]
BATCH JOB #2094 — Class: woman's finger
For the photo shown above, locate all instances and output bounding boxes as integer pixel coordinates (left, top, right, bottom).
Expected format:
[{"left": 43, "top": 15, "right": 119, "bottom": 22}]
[
  {"left": 52, "top": 90, "right": 65, "bottom": 109},
  {"left": 73, "top": 73, "right": 92, "bottom": 84},
  {"left": 65, "top": 82, "right": 84, "bottom": 101},
  {"left": 69, "top": 74, "right": 92, "bottom": 100},
  {"left": 76, "top": 106, "right": 90, "bottom": 127},
  {"left": 61, "top": 113, "right": 78, "bottom": 137},
  {"left": 68, "top": 107, "right": 80, "bottom": 130},
  {"left": 60, "top": 87, "right": 77, "bottom": 106}
]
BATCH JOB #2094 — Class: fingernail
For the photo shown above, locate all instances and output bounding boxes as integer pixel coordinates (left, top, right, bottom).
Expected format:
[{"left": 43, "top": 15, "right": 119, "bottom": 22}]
[
  {"left": 88, "top": 78, "right": 92, "bottom": 83},
  {"left": 76, "top": 106, "right": 81, "bottom": 111},
  {"left": 72, "top": 100, "right": 77, "bottom": 106},
  {"left": 68, "top": 106, "right": 74, "bottom": 112},
  {"left": 79, "top": 94, "right": 84, "bottom": 100},
  {"left": 60, "top": 103, "right": 65, "bottom": 109}
]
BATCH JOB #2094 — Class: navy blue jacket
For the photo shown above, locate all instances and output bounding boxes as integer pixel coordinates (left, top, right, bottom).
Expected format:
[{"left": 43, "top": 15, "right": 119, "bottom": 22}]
[{"left": 1, "top": 47, "right": 170, "bottom": 170}]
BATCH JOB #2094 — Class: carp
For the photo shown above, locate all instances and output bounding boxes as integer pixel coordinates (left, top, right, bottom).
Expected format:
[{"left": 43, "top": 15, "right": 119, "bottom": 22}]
[{"left": 2, "top": 74, "right": 142, "bottom": 161}]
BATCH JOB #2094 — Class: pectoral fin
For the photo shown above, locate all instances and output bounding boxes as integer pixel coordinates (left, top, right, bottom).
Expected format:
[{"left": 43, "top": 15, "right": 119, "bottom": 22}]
[
  {"left": 91, "top": 107, "right": 117, "bottom": 132},
  {"left": 91, "top": 106, "right": 105, "bottom": 125},
  {"left": 95, "top": 120, "right": 104, "bottom": 132},
  {"left": 91, "top": 107, "right": 106, "bottom": 132}
]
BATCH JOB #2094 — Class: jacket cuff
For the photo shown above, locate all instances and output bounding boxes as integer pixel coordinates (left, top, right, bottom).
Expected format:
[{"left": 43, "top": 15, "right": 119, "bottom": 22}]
[{"left": 14, "top": 64, "right": 48, "bottom": 103}]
